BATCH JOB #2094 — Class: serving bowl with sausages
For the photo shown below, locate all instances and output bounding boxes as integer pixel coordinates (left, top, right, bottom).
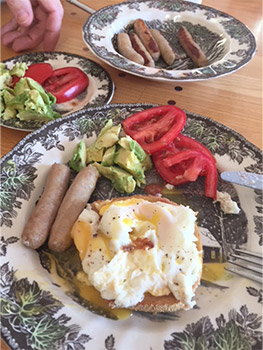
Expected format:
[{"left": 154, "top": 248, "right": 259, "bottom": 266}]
[{"left": 82, "top": 0, "right": 256, "bottom": 82}]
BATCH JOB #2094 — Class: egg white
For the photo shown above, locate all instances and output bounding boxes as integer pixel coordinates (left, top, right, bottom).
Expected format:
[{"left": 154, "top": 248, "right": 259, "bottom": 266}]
[{"left": 71, "top": 198, "right": 202, "bottom": 309}]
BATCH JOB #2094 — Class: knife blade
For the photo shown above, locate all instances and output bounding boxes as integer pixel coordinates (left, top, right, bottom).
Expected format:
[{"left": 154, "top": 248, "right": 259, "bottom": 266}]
[{"left": 220, "top": 171, "right": 263, "bottom": 190}]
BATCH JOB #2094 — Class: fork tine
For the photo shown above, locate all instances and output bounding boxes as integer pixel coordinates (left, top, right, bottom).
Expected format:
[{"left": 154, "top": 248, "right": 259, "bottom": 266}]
[
  {"left": 225, "top": 248, "right": 262, "bottom": 284},
  {"left": 234, "top": 248, "right": 262, "bottom": 259},
  {"left": 225, "top": 267, "right": 262, "bottom": 284},
  {"left": 229, "top": 253, "right": 262, "bottom": 267},
  {"left": 227, "top": 260, "right": 263, "bottom": 275}
]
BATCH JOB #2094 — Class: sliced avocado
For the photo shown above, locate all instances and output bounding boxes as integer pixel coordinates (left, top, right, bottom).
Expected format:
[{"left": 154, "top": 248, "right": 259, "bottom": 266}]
[
  {"left": 69, "top": 140, "right": 87, "bottom": 172},
  {"left": 9, "top": 62, "right": 28, "bottom": 77},
  {"left": 86, "top": 147, "right": 104, "bottom": 163},
  {"left": 95, "top": 123, "right": 121, "bottom": 149},
  {"left": 2, "top": 106, "right": 16, "bottom": 120},
  {"left": 2, "top": 89, "right": 15, "bottom": 104},
  {"left": 16, "top": 110, "right": 51, "bottom": 122},
  {"left": 13, "top": 78, "right": 30, "bottom": 96},
  {"left": 118, "top": 135, "right": 152, "bottom": 171},
  {"left": 93, "top": 163, "right": 136, "bottom": 194},
  {"left": 118, "top": 136, "right": 145, "bottom": 161},
  {"left": 0, "top": 72, "right": 12, "bottom": 90},
  {"left": 114, "top": 148, "right": 145, "bottom": 185},
  {"left": 101, "top": 145, "right": 116, "bottom": 166}
]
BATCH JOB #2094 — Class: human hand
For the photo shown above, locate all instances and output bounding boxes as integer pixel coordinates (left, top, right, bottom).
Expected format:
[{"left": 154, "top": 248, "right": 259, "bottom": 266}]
[{"left": 1, "top": 0, "right": 64, "bottom": 52}]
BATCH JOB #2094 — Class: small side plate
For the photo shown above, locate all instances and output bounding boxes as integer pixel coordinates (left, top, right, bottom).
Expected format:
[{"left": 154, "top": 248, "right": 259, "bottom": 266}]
[{"left": 1, "top": 51, "right": 114, "bottom": 132}]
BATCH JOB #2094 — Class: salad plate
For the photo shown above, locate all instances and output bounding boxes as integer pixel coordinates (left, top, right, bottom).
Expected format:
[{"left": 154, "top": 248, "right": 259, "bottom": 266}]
[
  {"left": 82, "top": 0, "right": 256, "bottom": 82},
  {"left": 1, "top": 104, "right": 262, "bottom": 350},
  {"left": 1, "top": 52, "right": 114, "bottom": 132}
]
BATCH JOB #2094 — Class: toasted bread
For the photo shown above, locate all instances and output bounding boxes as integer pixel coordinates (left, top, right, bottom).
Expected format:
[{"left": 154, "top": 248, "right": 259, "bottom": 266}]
[{"left": 90, "top": 195, "right": 202, "bottom": 313}]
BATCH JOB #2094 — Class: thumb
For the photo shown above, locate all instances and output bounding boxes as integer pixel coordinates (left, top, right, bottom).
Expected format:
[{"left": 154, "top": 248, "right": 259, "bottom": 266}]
[{"left": 6, "top": 0, "right": 34, "bottom": 27}]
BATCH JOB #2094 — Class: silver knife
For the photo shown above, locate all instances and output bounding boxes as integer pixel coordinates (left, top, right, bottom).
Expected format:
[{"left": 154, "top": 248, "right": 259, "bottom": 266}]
[{"left": 220, "top": 171, "right": 263, "bottom": 190}]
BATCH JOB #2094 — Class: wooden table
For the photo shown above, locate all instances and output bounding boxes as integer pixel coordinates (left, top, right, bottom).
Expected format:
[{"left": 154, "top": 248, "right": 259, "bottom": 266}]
[{"left": 1, "top": 0, "right": 262, "bottom": 348}]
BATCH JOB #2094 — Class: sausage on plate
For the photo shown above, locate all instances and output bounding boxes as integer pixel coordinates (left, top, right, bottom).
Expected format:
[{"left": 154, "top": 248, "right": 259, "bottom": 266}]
[
  {"left": 134, "top": 19, "right": 160, "bottom": 61},
  {"left": 48, "top": 165, "right": 99, "bottom": 253},
  {"left": 117, "top": 32, "right": 144, "bottom": 65},
  {"left": 150, "top": 29, "right": 177, "bottom": 66},
  {"left": 22, "top": 163, "right": 70, "bottom": 249},
  {"left": 129, "top": 31, "right": 155, "bottom": 67},
  {"left": 177, "top": 26, "right": 208, "bottom": 67}
]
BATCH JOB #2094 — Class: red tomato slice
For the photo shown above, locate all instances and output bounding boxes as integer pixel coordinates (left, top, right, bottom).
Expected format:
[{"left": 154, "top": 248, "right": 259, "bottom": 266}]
[
  {"left": 153, "top": 138, "right": 217, "bottom": 199},
  {"left": 42, "top": 67, "right": 89, "bottom": 103},
  {"left": 122, "top": 105, "right": 186, "bottom": 155},
  {"left": 12, "top": 63, "right": 53, "bottom": 87},
  {"left": 174, "top": 134, "right": 216, "bottom": 163}
]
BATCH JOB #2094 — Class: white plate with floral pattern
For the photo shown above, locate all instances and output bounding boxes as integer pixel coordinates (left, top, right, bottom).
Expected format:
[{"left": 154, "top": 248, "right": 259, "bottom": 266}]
[
  {"left": 1, "top": 104, "right": 262, "bottom": 350},
  {"left": 1, "top": 52, "right": 114, "bottom": 132},
  {"left": 82, "top": 0, "right": 256, "bottom": 82}
]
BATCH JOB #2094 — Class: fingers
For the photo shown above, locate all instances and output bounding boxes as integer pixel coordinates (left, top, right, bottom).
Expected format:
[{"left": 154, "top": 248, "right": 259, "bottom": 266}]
[
  {"left": 41, "top": 0, "right": 64, "bottom": 51},
  {"left": 2, "top": 0, "right": 64, "bottom": 51},
  {"left": 6, "top": 0, "right": 34, "bottom": 27},
  {"left": 11, "top": 6, "right": 46, "bottom": 51}
]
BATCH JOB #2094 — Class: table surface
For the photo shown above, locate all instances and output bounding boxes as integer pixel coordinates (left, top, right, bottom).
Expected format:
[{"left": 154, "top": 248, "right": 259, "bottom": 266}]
[{"left": 1, "top": 0, "right": 262, "bottom": 348}]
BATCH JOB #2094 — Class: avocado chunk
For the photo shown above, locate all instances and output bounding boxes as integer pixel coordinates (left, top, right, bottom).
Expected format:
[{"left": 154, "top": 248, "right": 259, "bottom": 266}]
[
  {"left": 95, "top": 119, "right": 121, "bottom": 149},
  {"left": 102, "top": 145, "right": 116, "bottom": 166},
  {"left": 118, "top": 135, "right": 152, "bottom": 171},
  {"left": 114, "top": 148, "right": 146, "bottom": 186},
  {"left": 69, "top": 140, "right": 87, "bottom": 172},
  {"left": 9, "top": 62, "right": 28, "bottom": 77},
  {"left": 93, "top": 163, "right": 136, "bottom": 194},
  {"left": 86, "top": 120, "right": 121, "bottom": 163}
]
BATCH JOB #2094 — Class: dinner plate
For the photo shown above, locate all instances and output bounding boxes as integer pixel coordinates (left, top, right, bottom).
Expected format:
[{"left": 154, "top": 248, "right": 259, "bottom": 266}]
[
  {"left": 82, "top": 0, "right": 256, "bottom": 82},
  {"left": 1, "top": 52, "right": 114, "bottom": 132},
  {"left": 1, "top": 104, "right": 262, "bottom": 350}
]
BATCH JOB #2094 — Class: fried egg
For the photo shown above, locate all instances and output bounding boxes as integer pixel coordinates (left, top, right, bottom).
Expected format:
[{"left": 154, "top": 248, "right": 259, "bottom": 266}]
[{"left": 71, "top": 198, "right": 202, "bottom": 309}]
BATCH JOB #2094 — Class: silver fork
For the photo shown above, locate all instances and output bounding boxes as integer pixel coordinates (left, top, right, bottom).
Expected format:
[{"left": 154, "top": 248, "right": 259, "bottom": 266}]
[{"left": 225, "top": 248, "right": 262, "bottom": 284}]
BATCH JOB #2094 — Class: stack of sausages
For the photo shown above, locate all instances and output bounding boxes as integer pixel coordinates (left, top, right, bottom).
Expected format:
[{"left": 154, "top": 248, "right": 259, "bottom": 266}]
[
  {"left": 21, "top": 163, "right": 99, "bottom": 252},
  {"left": 117, "top": 19, "right": 208, "bottom": 68}
]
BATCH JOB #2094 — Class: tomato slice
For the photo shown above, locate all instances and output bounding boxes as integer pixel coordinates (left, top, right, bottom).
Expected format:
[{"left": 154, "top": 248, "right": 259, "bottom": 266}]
[
  {"left": 122, "top": 105, "right": 186, "bottom": 154},
  {"left": 12, "top": 63, "right": 53, "bottom": 87},
  {"left": 42, "top": 67, "right": 89, "bottom": 103},
  {"left": 152, "top": 137, "right": 217, "bottom": 199},
  {"left": 174, "top": 134, "right": 216, "bottom": 163}
]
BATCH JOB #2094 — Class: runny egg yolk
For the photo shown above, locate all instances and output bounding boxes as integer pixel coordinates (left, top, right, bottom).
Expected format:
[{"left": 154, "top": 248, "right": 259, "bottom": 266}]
[{"left": 71, "top": 220, "right": 92, "bottom": 261}]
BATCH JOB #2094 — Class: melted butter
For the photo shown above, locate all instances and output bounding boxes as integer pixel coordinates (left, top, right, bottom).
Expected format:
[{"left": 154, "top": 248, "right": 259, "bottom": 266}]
[{"left": 202, "top": 262, "right": 231, "bottom": 282}]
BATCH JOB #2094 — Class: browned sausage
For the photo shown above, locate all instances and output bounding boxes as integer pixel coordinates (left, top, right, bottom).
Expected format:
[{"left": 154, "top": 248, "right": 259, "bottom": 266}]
[
  {"left": 134, "top": 19, "right": 160, "bottom": 61},
  {"left": 177, "top": 26, "right": 208, "bottom": 67},
  {"left": 129, "top": 31, "right": 155, "bottom": 67},
  {"left": 150, "top": 29, "right": 177, "bottom": 66},
  {"left": 48, "top": 165, "right": 99, "bottom": 252},
  {"left": 117, "top": 32, "right": 144, "bottom": 65},
  {"left": 22, "top": 163, "right": 70, "bottom": 249}
]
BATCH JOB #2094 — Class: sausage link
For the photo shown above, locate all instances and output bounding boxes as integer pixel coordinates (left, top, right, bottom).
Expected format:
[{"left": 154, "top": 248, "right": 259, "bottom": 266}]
[
  {"left": 117, "top": 32, "right": 144, "bottom": 65},
  {"left": 134, "top": 19, "right": 160, "bottom": 61},
  {"left": 48, "top": 165, "right": 99, "bottom": 252},
  {"left": 150, "top": 29, "right": 177, "bottom": 66},
  {"left": 22, "top": 163, "right": 70, "bottom": 249},
  {"left": 177, "top": 26, "right": 208, "bottom": 67},
  {"left": 129, "top": 31, "right": 155, "bottom": 67}
]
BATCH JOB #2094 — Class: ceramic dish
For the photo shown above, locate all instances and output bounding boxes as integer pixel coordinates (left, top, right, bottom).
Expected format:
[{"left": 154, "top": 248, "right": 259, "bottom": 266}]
[
  {"left": 82, "top": 0, "right": 256, "bottom": 82},
  {"left": 1, "top": 104, "right": 262, "bottom": 350},
  {"left": 1, "top": 52, "right": 114, "bottom": 132}
]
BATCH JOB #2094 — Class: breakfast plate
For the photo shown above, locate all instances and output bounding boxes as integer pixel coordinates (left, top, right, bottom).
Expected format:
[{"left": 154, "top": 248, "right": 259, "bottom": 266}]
[
  {"left": 82, "top": 0, "right": 256, "bottom": 82},
  {"left": 1, "top": 104, "right": 262, "bottom": 350},
  {"left": 1, "top": 52, "right": 114, "bottom": 132}
]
